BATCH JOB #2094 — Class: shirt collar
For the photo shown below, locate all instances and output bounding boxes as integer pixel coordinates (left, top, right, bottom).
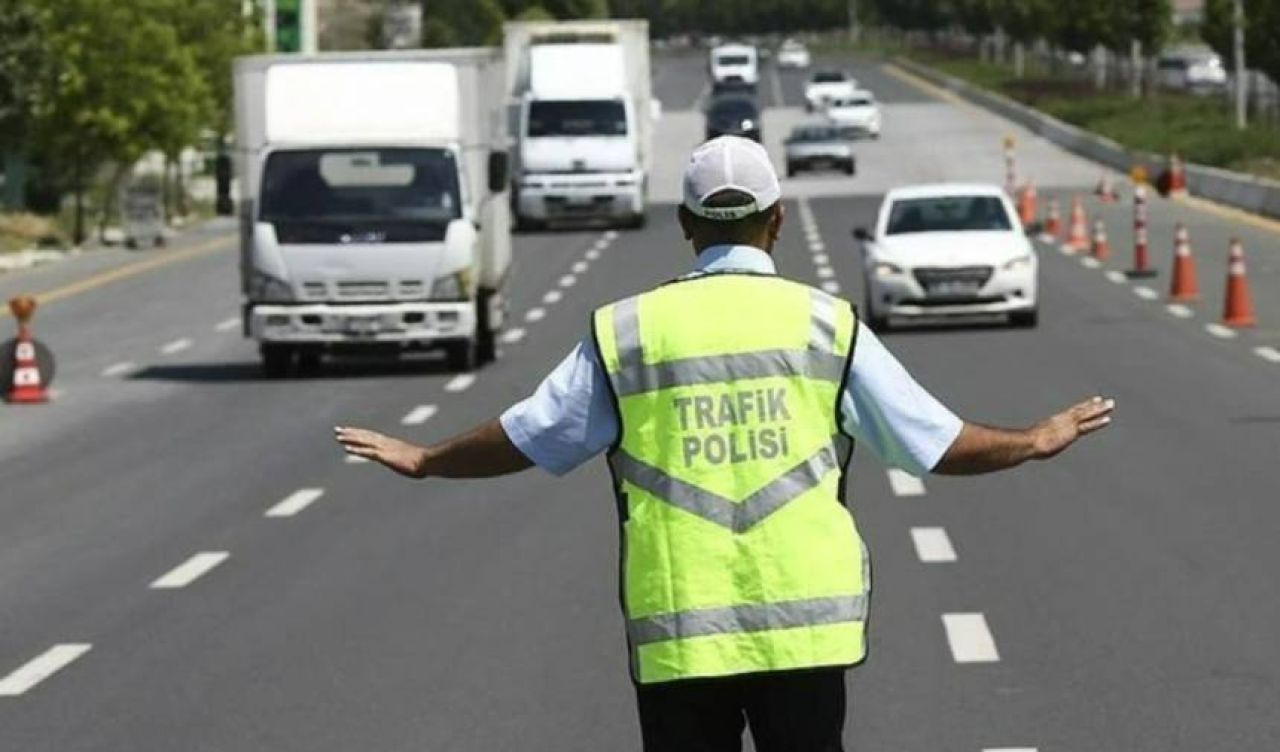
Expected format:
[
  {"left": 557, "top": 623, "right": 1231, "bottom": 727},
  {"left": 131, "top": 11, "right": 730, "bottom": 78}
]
[{"left": 693, "top": 244, "right": 777, "bottom": 275}]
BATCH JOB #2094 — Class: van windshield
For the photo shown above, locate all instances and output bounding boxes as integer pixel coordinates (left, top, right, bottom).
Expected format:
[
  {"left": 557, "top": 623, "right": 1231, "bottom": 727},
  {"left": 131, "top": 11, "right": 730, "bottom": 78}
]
[
  {"left": 717, "top": 54, "right": 751, "bottom": 66},
  {"left": 886, "top": 196, "right": 1013, "bottom": 235},
  {"left": 259, "top": 148, "right": 460, "bottom": 242},
  {"left": 528, "top": 100, "right": 628, "bottom": 137}
]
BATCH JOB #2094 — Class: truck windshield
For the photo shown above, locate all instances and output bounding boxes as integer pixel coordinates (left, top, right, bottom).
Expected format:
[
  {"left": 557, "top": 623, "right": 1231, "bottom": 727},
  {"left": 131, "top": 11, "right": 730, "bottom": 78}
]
[
  {"left": 259, "top": 148, "right": 461, "bottom": 234},
  {"left": 528, "top": 100, "right": 628, "bottom": 137},
  {"left": 716, "top": 55, "right": 751, "bottom": 66}
]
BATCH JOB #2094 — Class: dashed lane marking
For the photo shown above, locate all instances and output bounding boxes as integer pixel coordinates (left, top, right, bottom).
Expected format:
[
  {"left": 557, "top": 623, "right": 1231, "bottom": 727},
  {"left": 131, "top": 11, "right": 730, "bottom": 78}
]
[
  {"left": 101, "top": 361, "right": 137, "bottom": 378},
  {"left": 559, "top": 275, "right": 577, "bottom": 288},
  {"left": 266, "top": 488, "right": 325, "bottom": 518},
  {"left": 149, "top": 551, "right": 229, "bottom": 589},
  {"left": 886, "top": 469, "right": 926, "bottom": 497},
  {"left": 572, "top": 261, "right": 589, "bottom": 274},
  {"left": 1104, "top": 270, "right": 1127, "bottom": 284},
  {"left": 821, "top": 281, "right": 841, "bottom": 294},
  {"left": 586, "top": 248, "right": 601, "bottom": 261},
  {"left": 543, "top": 290, "right": 563, "bottom": 305},
  {"left": 501, "top": 327, "right": 527, "bottom": 344},
  {"left": 444, "top": 374, "right": 476, "bottom": 392},
  {"left": 910, "top": 527, "right": 957, "bottom": 563},
  {"left": 604, "top": 230, "right": 619, "bottom": 241},
  {"left": 214, "top": 316, "right": 240, "bottom": 332},
  {"left": 942, "top": 613, "right": 1000, "bottom": 663},
  {"left": 984, "top": 748, "right": 1038, "bottom": 752},
  {"left": 160, "top": 337, "right": 192, "bottom": 355},
  {"left": 813, "top": 253, "right": 830, "bottom": 265},
  {"left": 401, "top": 404, "right": 439, "bottom": 425},
  {"left": 1205, "top": 323, "right": 1238, "bottom": 339},
  {"left": 525, "top": 307, "right": 546, "bottom": 323},
  {"left": 815, "top": 266, "right": 835, "bottom": 279},
  {"left": 1254, "top": 346, "right": 1280, "bottom": 363},
  {"left": 1166, "top": 304, "right": 1194, "bottom": 319},
  {"left": 1080, "top": 256, "right": 1101, "bottom": 269},
  {"left": 0, "top": 644, "right": 92, "bottom": 698},
  {"left": 1133, "top": 286, "right": 1158, "bottom": 300}
]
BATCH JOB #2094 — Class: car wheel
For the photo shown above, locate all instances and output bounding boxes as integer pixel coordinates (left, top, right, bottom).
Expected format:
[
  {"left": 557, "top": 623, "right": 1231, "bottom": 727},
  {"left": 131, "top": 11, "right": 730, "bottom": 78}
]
[
  {"left": 844, "top": 161, "right": 855, "bottom": 175},
  {"left": 476, "top": 290, "right": 497, "bottom": 365},
  {"left": 786, "top": 163, "right": 797, "bottom": 178},
  {"left": 1010, "top": 309, "right": 1039, "bottom": 328},
  {"left": 260, "top": 344, "right": 294, "bottom": 379},
  {"left": 296, "top": 347, "right": 322, "bottom": 375},
  {"left": 863, "top": 296, "right": 889, "bottom": 332}
]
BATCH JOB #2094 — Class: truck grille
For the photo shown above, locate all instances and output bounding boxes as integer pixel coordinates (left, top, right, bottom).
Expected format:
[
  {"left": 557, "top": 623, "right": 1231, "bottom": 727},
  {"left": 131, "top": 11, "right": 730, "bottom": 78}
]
[{"left": 337, "top": 281, "right": 390, "bottom": 299}]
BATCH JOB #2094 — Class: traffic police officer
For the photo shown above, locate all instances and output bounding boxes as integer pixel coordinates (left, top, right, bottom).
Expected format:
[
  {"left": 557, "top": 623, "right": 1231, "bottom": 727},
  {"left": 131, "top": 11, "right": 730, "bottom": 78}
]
[{"left": 335, "top": 136, "right": 1115, "bottom": 752}]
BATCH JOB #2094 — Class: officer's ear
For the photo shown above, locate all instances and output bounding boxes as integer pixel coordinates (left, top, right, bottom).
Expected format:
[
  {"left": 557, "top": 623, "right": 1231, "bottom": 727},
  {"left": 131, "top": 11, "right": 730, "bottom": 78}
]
[
  {"left": 677, "top": 204, "right": 695, "bottom": 241},
  {"left": 766, "top": 202, "right": 785, "bottom": 246}
]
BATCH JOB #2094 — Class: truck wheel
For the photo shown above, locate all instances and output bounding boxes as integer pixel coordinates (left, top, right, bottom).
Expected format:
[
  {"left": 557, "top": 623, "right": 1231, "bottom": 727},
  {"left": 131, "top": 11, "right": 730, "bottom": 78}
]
[
  {"left": 445, "top": 339, "right": 477, "bottom": 373},
  {"left": 261, "top": 345, "right": 294, "bottom": 379},
  {"left": 296, "top": 348, "right": 322, "bottom": 375},
  {"left": 476, "top": 290, "right": 497, "bottom": 365},
  {"left": 626, "top": 211, "right": 647, "bottom": 230}
]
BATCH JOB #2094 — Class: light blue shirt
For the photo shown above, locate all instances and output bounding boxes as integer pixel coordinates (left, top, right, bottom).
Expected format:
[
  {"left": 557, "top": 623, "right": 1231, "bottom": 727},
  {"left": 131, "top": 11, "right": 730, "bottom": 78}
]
[{"left": 500, "top": 245, "right": 963, "bottom": 476}]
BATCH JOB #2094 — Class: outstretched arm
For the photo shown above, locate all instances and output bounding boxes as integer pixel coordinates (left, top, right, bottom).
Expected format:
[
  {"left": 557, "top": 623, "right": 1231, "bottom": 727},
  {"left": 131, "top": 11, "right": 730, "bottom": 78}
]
[
  {"left": 933, "top": 396, "right": 1115, "bottom": 475},
  {"left": 334, "top": 419, "right": 533, "bottom": 479}
]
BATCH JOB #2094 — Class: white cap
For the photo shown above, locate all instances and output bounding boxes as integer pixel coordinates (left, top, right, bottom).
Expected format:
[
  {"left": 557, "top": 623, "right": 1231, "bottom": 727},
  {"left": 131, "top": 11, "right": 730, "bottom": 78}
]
[{"left": 682, "top": 136, "right": 781, "bottom": 221}]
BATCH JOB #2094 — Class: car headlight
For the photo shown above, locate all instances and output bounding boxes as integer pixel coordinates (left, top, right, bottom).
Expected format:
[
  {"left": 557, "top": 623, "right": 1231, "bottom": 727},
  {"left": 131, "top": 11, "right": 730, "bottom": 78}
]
[
  {"left": 1002, "top": 255, "right": 1033, "bottom": 272},
  {"left": 430, "top": 268, "right": 472, "bottom": 301},
  {"left": 872, "top": 262, "right": 904, "bottom": 278},
  {"left": 250, "top": 270, "right": 294, "bottom": 303}
]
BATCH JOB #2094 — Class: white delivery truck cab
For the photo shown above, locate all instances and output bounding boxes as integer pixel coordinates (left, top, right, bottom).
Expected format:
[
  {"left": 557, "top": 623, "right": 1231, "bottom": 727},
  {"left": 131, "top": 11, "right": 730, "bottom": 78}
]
[
  {"left": 233, "top": 49, "right": 511, "bottom": 376},
  {"left": 504, "top": 20, "right": 654, "bottom": 230},
  {"left": 709, "top": 43, "right": 759, "bottom": 92}
]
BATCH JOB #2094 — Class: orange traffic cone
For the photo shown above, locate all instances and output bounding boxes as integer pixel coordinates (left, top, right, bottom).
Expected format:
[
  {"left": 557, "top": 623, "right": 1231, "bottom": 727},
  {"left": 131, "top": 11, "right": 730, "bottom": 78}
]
[
  {"left": 5, "top": 296, "right": 50, "bottom": 404},
  {"left": 1168, "top": 223, "right": 1200, "bottom": 302},
  {"left": 1043, "top": 198, "right": 1062, "bottom": 240},
  {"left": 1018, "top": 182, "right": 1038, "bottom": 227},
  {"left": 1167, "top": 153, "right": 1188, "bottom": 197},
  {"left": 1095, "top": 173, "right": 1118, "bottom": 203},
  {"left": 1222, "top": 238, "right": 1256, "bottom": 328},
  {"left": 1065, "top": 196, "right": 1088, "bottom": 253},
  {"left": 1125, "top": 184, "right": 1157, "bottom": 278},
  {"left": 1090, "top": 219, "right": 1110, "bottom": 261}
]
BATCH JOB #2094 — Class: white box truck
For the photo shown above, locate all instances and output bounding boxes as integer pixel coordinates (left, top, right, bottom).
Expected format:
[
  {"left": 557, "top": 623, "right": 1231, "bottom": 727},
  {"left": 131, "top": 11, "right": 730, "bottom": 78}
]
[
  {"left": 504, "top": 20, "right": 655, "bottom": 230},
  {"left": 233, "top": 49, "right": 511, "bottom": 376},
  {"left": 709, "top": 43, "right": 759, "bottom": 92}
]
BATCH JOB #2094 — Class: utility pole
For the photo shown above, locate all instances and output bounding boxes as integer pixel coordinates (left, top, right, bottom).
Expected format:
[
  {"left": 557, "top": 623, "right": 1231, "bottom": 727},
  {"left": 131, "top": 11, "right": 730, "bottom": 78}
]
[
  {"left": 1233, "top": 0, "right": 1246, "bottom": 129},
  {"left": 847, "top": 0, "right": 859, "bottom": 44}
]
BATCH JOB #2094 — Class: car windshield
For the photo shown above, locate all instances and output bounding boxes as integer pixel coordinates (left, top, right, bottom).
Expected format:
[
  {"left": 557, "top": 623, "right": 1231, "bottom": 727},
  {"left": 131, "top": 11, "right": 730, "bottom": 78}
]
[
  {"left": 710, "top": 98, "right": 757, "bottom": 118},
  {"left": 813, "top": 72, "right": 845, "bottom": 83},
  {"left": 528, "top": 100, "right": 627, "bottom": 137},
  {"left": 716, "top": 54, "right": 751, "bottom": 66},
  {"left": 790, "top": 127, "right": 839, "bottom": 142},
  {"left": 886, "top": 196, "right": 1012, "bottom": 235},
  {"left": 260, "top": 148, "right": 460, "bottom": 226}
]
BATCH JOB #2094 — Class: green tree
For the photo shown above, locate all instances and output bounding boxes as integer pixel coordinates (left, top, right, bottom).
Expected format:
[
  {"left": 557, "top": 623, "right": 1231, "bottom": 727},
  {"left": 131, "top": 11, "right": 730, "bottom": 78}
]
[
  {"left": 1204, "top": 0, "right": 1280, "bottom": 87},
  {"left": 420, "top": 0, "right": 505, "bottom": 46},
  {"left": 513, "top": 5, "right": 557, "bottom": 21}
]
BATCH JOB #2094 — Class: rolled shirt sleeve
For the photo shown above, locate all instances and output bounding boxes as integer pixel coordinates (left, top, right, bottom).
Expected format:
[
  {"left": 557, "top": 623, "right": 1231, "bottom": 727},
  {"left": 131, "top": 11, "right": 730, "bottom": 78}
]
[{"left": 840, "top": 323, "right": 963, "bottom": 475}]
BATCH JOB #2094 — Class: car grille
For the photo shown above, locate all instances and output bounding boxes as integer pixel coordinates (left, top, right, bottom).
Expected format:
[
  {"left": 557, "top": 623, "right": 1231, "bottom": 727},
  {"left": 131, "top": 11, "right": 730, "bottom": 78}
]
[{"left": 912, "top": 266, "right": 994, "bottom": 289}]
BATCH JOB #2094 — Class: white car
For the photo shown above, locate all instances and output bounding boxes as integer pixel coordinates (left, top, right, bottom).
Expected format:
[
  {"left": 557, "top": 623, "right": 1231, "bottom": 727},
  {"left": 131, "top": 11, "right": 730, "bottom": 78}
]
[
  {"left": 776, "top": 40, "right": 811, "bottom": 69},
  {"left": 804, "top": 70, "right": 857, "bottom": 112},
  {"left": 710, "top": 43, "right": 759, "bottom": 91},
  {"left": 1157, "top": 50, "right": 1228, "bottom": 92},
  {"left": 855, "top": 184, "right": 1038, "bottom": 330},
  {"left": 824, "top": 91, "right": 881, "bottom": 138}
]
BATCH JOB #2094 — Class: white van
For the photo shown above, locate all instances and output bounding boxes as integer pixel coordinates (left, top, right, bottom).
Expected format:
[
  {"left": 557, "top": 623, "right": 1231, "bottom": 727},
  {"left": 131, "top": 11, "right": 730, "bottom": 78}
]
[{"left": 710, "top": 43, "right": 758, "bottom": 91}]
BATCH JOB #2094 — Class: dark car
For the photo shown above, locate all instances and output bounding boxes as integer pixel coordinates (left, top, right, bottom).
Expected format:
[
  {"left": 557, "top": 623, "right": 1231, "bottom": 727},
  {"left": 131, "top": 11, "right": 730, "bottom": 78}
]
[{"left": 705, "top": 96, "right": 761, "bottom": 142}]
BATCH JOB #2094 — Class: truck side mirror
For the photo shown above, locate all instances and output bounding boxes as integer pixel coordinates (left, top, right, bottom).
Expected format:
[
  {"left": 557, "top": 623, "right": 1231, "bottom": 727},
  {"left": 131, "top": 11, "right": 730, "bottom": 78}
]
[
  {"left": 487, "top": 150, "right": 509, "bottom": 194},
  {"left": 214, "top": 153, "right": 233, "bottom": 216},
  {"left": 852, "top": 227, "right": 870, "bottom": 241}
]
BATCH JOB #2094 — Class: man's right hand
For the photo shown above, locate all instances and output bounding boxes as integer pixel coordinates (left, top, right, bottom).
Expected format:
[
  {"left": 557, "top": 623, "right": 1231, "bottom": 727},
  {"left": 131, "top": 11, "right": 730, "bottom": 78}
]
[
  {"left": 1030, "top": 396, "right": 1115, "bottom": 460},
  {"left": 934, "top": 396, "right": 1115, "bottom": 475}
]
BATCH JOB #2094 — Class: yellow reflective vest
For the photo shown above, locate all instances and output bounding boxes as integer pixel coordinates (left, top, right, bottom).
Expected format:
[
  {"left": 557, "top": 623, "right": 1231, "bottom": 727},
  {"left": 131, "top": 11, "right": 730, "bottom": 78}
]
[{"left": 592, "top": 271, "right": 870, "bottom": 685}]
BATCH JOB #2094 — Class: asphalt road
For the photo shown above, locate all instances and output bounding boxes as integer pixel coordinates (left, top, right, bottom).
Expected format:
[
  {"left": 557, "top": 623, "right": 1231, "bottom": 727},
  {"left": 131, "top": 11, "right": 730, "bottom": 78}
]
[{"left": 2, "top": 52, "right": 1280, "bottom": 751}]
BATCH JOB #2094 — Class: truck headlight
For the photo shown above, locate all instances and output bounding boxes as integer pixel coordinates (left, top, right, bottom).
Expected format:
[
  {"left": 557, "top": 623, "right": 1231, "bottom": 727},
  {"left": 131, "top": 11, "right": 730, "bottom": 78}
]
[
  {"left": 250, "top": 270, "right": 294, "bottom": 303},
  {"left": 873, "top": 262, "right": 904, "bottom": 278},
  {"left": 431, "top": 269, "right": 472, "bottom": 301},
  {"left": 1002, "top": 255, "right": 1033, "bottom": 272}
]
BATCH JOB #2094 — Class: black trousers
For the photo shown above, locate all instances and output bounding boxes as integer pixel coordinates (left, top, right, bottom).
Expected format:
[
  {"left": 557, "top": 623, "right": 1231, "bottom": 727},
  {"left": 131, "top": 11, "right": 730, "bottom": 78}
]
[{"left": 633, "top": 667, "right": 848, "bottom": 752}]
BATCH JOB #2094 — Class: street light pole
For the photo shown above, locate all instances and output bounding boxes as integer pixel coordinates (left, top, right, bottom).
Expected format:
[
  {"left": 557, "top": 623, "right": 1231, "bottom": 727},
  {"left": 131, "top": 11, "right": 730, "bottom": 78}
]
[
  {"left": 848, "top": 0, "right": 859, "bottom": 44},
  {"left": 1233, "top": 0, "right": 1246, "bottom": 129}
]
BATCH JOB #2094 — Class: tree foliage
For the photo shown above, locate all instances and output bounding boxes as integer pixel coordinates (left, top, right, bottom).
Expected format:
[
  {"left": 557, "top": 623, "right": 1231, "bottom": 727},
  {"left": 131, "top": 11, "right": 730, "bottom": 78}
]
[{"left": 1204, "top": 0, "right": 1280, "bottom": 86}]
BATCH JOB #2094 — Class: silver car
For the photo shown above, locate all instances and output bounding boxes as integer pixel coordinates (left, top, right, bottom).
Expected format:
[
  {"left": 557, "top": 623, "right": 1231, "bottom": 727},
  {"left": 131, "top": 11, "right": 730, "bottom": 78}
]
[{"left": 784, "top": 125, "right": 856, "bottom": 177}]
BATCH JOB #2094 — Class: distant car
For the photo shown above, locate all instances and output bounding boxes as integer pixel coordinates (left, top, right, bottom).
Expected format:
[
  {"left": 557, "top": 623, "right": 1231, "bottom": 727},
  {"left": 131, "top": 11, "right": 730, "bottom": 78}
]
[
  {"left": 824, "top": 91, "right": 881, "bottom": 138},
  {"left": 804, "top": 70, "right": 858, "bottom": 112},
  {"left": 784, "top": 125, "right": 856, "bottom": 177},
  {"left": 777, "top": 40, "right": 811, "bottom": 69},
  {"left": 1157, "top": 50, "right": 1228, "bottom": 92},
  {"left": 705, "top": 95, "right": 761, "bottom": 142},
  {"left": 855, "top": 184, "right": 1038, "bottom": 330}
]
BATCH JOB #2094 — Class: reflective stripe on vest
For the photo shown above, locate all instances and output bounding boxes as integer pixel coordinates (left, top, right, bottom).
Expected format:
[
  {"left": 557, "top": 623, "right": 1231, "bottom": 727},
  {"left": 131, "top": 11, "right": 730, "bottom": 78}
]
[{"left": 594, "top": 273, "right": 869, "bottom": 685}]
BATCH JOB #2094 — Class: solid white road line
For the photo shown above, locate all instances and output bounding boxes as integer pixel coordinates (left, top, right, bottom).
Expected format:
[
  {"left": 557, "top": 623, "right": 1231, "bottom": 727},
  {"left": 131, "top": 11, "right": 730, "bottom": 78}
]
[
  {"left": 1205, "top": 323, "right": 1238, "bottom": 339},
  {"left": 214, "top": 316, "right": 240, "bottom": 332},
  {"left": 1104, "top": 270, "right": 1127, "bottom": 284},
  {"left": 1080, "top": 256, "right": 1101, "bottom": 269},
  {"left": 543, "top": 290, "right": 563, "bottom": 305},
  {"left": 910, "top": 527, "right": 957, "bottom": 563},
  {"left": 160, "top": 337, "right": 192, "bottom": 355},
  {"left": 101, "top": 361, "right": 136, "bottom": 378},
  {"left": 886, "top": 469, "right": 926, "bottom": 497},
  {"left": 0, "top": 644, "right": 92, "bottom": 698},
  {"left": 942, "top": 613, "right": 1001, "bottom": 663},
  {"left": 401, "top": 404, "right": 439, "bottom": 425},
  {"left": 444, "top": 374, "right": 476, "bottom": 393},
  {"left": 559, "top": 275, "right": 577, "bottom": 288},
  {"left": 1254, "top": 346, "right": 1280, "bottom": 363},
  {"left": 815, "top": 266, "right": 835, "bottom": 279},
  {"left": 525, "top": 307, "right": 546, "bottom": 323},
  {"left": 501, "top": 327, "right": 527, "bottom": 344},
  {"left": 1166, "top": 304, "right": 1194, "bottom": 319},
  {"left": 572, "top": 261, "right": 589, "bottom": 274},
  {"left": 266, "top": 488, "right": 325, "bottom": 518},
  {"left": 149, "top": 551, "right": 229, "bottom": 589},
  {"left": 821, "top": 281, "right": 841, "bottom": 294},
  {"left": 1133, "top": 286, "right": 1158, "bottom": 300}
]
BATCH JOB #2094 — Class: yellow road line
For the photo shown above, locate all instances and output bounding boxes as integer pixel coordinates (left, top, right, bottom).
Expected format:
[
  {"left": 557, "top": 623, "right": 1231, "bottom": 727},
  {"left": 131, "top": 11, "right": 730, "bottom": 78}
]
[
  {"left": 2, "top": 234, "right": 234, "bottom": 317},
  {"left": 884, "top": 61, "right": 1280, "bottom": 237}
]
